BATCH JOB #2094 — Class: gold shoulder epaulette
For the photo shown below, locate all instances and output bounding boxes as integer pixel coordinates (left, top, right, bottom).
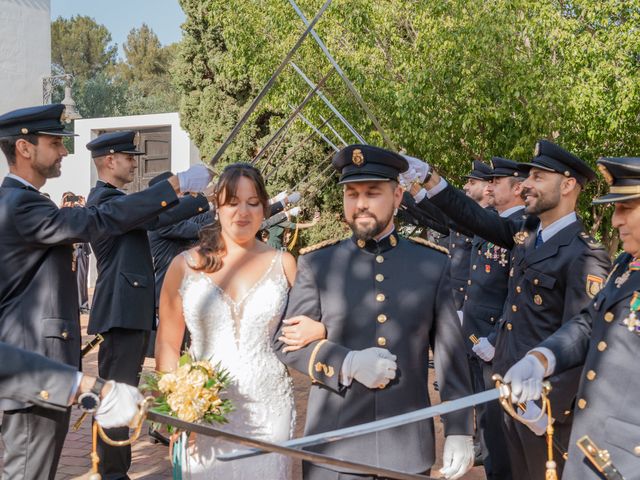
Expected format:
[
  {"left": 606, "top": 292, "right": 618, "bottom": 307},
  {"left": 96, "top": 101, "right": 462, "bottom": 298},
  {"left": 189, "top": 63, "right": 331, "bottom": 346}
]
[
  {"left": 578, "top": 232, "right": 604, "bottom": 250},
  {"left": 299, "top": 237, "right": 342, "bottom": 255},
  {"left": 408, "top": 236, "right": 449, "bottom": 254}
]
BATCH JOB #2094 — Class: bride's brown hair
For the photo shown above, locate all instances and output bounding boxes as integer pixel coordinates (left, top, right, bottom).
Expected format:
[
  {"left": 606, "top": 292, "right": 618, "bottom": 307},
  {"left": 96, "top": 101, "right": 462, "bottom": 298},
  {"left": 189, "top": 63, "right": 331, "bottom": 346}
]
[{"left": 194, "top": 163, "right": 270, "bottom": 273}]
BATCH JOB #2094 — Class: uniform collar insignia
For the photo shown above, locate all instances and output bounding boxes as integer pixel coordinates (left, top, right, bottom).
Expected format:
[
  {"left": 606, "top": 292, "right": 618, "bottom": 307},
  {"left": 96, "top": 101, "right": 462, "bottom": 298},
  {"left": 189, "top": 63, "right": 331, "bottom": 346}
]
[{"left": 513, "top": 231, "right": 529, "bottom": 245}]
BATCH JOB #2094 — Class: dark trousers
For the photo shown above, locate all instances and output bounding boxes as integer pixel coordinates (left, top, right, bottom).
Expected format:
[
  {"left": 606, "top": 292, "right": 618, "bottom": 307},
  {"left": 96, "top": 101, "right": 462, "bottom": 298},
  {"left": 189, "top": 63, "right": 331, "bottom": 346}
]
[
  {"left": 303, "top": 463, "right": 430, "bottom": 479},
  {"left": 1, "top": 405, "right": 71, "bottom": 480},
  {"left": 97, "top": 328, "right": 149, "bottom": 480},
  {"left": 503, "top": 411, "right": 571, "bottom": 480},
  {"left": 468, "top": 356, "right": 512, "bottom": 480}
]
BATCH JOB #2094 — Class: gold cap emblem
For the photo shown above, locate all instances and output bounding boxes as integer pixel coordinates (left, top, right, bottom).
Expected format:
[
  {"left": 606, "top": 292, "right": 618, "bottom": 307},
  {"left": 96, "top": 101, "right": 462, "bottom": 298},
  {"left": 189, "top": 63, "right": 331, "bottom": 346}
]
[
  {"left": 597, "top": 164, "right": 614, "bottom": 186},
  {"left": 352, "top": 148, "right": 364, "bottom": 166},
  {"left": 20, "top": 127, "right": 28, "bottom": 134},
  {"left": 533, "top": 142, "right": 540, "bottom": 157}
]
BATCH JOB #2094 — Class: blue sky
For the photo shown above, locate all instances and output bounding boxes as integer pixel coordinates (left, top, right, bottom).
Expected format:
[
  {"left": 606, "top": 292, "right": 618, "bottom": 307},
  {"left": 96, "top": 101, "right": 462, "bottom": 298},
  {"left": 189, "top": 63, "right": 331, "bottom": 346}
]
[{"left": 51, "top": 0, "right": 186, "bottom": 57}]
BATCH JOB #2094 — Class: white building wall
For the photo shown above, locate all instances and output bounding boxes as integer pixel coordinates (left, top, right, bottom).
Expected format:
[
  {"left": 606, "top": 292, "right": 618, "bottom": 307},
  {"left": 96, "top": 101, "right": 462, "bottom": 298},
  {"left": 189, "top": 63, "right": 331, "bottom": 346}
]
[{"left": 0, "top": 0, "right": 52, "bottom": 177}]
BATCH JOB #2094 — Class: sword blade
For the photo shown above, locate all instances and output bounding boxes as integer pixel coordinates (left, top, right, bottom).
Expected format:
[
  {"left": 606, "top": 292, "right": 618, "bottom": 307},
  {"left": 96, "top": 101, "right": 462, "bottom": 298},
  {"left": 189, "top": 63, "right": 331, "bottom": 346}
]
[
  {"left": 219, "top": 388, "right": 501, "bottom": 461},
  {"left": 146, "top": 411, "right": 435, "bottom": 480}
]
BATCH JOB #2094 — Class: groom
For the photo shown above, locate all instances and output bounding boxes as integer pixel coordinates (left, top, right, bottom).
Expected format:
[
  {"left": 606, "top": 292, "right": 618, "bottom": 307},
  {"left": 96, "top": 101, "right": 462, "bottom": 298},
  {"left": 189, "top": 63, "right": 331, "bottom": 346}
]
[{"left": 274, "top": 144, "right": 474, "bottom": 480}]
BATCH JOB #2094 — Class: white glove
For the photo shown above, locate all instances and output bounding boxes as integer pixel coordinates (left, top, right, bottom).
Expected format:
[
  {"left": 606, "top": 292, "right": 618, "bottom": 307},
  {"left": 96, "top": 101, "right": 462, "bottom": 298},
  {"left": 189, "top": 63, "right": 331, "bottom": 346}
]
[
  {"left": 472, "top": 337, "right": 495, "bottom": 362},
  {"left": 440, "top": 435, "right": 474, "bottom": 479},
  {"left": 94, "top": 381, "right": 144, "bottom": 429},
  {"left": 287, "top": 206, "right": 301, "bottom": 218},
  {"left": 344, "top": 348, "right": 397, "bottom": 389},
  {"left": 398, "top": 166, "right": 419, "bottom": 188},
  {"left": 503, "top": 354, "right": 546, "bottom": 403},
  {"left": 402, "top": 155, "right": 430, "bottom": 183},
  {"left": 286, "top": 191, "right": 301, "bottom": 204},
  {"left": 271, "top": 191, "right": 288, "bottom": 203},
  {"left": 176, "top": 164, "right": 213, "bottom": 193},
  {"left": 517, "top": 401, "right": 551, "bottom": 436}
]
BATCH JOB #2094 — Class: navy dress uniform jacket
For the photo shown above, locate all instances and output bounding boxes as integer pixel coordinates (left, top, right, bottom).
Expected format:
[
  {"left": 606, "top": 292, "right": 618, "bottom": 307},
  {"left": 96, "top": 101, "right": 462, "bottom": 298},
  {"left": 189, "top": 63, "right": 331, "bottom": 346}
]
[
  {"left": 274, "top": 232, "right": 473, "bottom": 474},
  {"left": 462, "top": 207, "right": 525, "bottom": 354},
  {"left": 86, "top": 181, "right": 209, "bottom": 335},
  {"left": 540, "top": 253, "right": 640, "bottom": 479},
  {"left": 0, "top": 176, "right": 181, "bottom": 410},
  {"left": 0, "top": 341, "right": 77, "bottom": 412},
  {"left": 427, "top": 184, "right": 611, "bottom": 421}
]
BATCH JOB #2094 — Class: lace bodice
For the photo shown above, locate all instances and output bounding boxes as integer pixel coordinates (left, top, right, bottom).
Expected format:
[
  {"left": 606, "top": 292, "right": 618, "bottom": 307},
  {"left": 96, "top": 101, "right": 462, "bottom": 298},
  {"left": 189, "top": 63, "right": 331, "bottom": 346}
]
[{"left": 177, "top": 250, "right": 294, "bottom": 479}]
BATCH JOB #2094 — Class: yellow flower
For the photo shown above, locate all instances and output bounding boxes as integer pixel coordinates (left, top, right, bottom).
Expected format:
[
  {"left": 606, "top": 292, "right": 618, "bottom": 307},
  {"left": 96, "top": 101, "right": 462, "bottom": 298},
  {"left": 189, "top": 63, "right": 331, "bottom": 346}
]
[
  {"left": 177, "top": 403, "right": 202, "bottom": 423},
  {"left": 175, "top": 364, "right": 191, "bottom": 380},
  {"left": 186, "top": 369, "right": 208, "bottom": 389},
  {"left": 157, "top": 373, "right": 177, "bottom": 394},
  {"left": 192, "top": 360, "right": 214, "bottom": 375}
]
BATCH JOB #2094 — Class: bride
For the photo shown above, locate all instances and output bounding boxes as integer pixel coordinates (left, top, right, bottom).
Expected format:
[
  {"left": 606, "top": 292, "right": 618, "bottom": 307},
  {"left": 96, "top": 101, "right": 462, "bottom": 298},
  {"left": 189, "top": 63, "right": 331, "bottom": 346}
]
[{"left": 156, "top": 162, "right": 325, "bottom": 479}]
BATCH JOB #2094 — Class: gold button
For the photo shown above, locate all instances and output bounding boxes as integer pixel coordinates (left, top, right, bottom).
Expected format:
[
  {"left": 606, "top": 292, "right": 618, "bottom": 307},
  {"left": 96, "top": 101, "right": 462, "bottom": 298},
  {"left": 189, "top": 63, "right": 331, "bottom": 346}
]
[
  {"left": 378, "top": 383, "right": 386, "bottom": 389},
  {"left": 376, "top": 274, "right": 384, "bottom": 282},
  {"left": 516, "top": 286, "right": 522, "bottom": 293},
  {"left": 512, "top": 305, "right": 518, "bottom": 312},
  {"left": 39, "top": 390, "right": 49, "bottom": 400},
  {"left": 604, "top": 312, "right": 614, "bottom": 323},
  {"left": 467, "top": 280, "right": 472, "bottom": 285},
  {"left": 376, "top": 255, "right": 384, "bottom": 263},
  {"left": 577, "top": 398, "right": 587, "bottom": 409},
  {"left": 377, "top": 337, "right": 387, "bottom": 347},
  {"left": 376, "top": 293, "right": 385, "bottom": 302},
  {"left": 586, "top": 370, "right": 596, "bottom": 381},
  {"left": 534, "top": 279, "right": 539, "bottom": 285},
  {"left": 464, "top": 295, "right": 468, "bottom": 301},
  {"left": 490, "top": 317, "right": 495, "bottom": 322},
  {"left": 377, "top": 314, "right": 387, "bottom": 324},
  {"left": 133, "top": 281, "right": 139, "bottom": 287},
  {"left": 161, "top": 201, "right": 167, "bottom": 207},
  {"left": 634, "top": 446, "right": 640, "bottom": 456},
  {"left": 459, "top": 287, "right": 464, "bottom": 292},
  {"left": 597, "top": 341, "right": 607, "bottom": 352},
  {"left": 61, "top": 331, "right": 68, "bottom": 340},
  {"left": 506, "top": 323, "right": 513, "bottom": 331},
  {"left": 564, "top": 410, "right": 571, "bottom": 416},
  {"left": 472, "top": 265, "right": 477, "bottom": 270},
  {"left": 198, "top": 207, "right": 204, "bottom": 212}
]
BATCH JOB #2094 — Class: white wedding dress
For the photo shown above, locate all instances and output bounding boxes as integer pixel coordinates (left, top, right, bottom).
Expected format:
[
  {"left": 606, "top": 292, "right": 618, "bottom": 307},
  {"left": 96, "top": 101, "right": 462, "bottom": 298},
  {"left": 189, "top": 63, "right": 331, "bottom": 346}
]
[{"left": 177, "top": 250, "right": 295, "bottom": 479}]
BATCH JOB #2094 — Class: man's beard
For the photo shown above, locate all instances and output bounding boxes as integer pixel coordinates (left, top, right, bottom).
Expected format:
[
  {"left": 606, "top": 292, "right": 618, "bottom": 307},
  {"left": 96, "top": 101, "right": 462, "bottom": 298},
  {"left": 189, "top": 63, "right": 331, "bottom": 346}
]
[
  {"left": 33, "top": 157, "right": 61, "bottom": 179},
  {"left": 523, "top": 188, "right": 560, "bottom": 215},
  {"left": 347, "top": 210, "right": 392, "bottom": 241}
]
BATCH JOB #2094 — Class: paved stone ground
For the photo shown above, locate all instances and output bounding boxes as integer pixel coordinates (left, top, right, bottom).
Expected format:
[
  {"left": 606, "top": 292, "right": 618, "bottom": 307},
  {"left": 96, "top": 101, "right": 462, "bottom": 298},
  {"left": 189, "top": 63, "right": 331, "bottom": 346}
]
[{"left": 0, "top": 312, "right": 486, "bottom": 479}]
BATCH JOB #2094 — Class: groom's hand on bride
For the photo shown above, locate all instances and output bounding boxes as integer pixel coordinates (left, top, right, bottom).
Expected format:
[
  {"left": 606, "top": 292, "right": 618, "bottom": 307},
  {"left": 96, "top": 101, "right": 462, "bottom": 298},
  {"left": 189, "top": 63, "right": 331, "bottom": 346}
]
[
  {"left": 343, "top": 348, "right": 397, "bottom": 389},
  {"left": 279, "top": 315, "right": 327, "bottom": 352}
]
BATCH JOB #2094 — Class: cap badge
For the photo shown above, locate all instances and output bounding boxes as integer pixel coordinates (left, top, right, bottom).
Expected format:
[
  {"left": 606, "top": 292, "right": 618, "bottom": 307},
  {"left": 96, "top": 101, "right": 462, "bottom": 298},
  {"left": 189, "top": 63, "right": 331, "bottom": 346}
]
[
  {"left": 352, "top": 148, "right": 364, "bottom": 166},
  {"left": 533, "top": 142, "right": 540, "bottom": 157},
  {"left": 20, "top": 128, "right": 28, "bottom": 134},
  {"left": 597, "top": 164, "right": 614, "bottom": 186}
]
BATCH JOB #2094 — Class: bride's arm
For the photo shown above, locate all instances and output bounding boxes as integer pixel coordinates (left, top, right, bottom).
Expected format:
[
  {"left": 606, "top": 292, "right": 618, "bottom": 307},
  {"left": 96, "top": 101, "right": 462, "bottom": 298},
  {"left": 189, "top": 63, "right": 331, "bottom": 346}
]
[
  {"left": 155, "top": 254, "right": 187, "bottom": 372},
  {"left": 279, "top": 252, "right": 327, "bottom": 352}
]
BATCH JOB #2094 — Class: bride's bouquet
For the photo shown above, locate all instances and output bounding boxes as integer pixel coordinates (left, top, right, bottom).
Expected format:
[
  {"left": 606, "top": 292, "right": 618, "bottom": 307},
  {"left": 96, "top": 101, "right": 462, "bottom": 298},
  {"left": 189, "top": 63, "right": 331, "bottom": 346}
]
[{"left": 142, "top": 354, "right": 233, "bottom": 427}]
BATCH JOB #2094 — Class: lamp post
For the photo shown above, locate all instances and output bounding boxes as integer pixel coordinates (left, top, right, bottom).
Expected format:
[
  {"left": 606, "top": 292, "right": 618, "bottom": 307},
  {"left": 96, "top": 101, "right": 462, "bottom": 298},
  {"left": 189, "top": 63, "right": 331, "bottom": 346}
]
[{"left": 42, "top": 74, "right": 82, "bottom": 122}]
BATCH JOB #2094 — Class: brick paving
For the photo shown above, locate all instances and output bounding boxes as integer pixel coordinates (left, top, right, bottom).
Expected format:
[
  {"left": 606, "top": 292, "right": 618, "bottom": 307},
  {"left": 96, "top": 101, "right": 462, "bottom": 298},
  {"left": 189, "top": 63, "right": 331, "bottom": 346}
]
[{"left": 1, "top": 313, "right": 485, "bottom": 479}]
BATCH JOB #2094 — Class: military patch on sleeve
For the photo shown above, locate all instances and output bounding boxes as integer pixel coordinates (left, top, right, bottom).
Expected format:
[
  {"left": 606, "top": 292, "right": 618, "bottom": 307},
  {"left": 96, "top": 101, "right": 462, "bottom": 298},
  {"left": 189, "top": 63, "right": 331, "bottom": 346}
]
[
  {"left": 586, "top": 274, "right": 604, "bottom": 298},
  {"left": 408, "top": 236, "right": 449, "bottom": 254},
  {"left": 299, "top": 237, "right": 342, "bottom": 255}
]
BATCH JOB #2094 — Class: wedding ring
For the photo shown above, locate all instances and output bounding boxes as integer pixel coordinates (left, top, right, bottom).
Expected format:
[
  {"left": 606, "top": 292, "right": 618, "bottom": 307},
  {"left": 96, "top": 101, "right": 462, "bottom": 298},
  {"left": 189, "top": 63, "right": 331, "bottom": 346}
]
[{"left": 378, "top": 384, "right": 386, "bottom": 389}]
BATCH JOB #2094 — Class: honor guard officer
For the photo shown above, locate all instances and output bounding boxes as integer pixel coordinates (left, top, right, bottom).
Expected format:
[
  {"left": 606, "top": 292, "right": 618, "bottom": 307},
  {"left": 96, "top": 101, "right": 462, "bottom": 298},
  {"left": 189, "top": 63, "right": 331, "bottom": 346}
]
[
  {"left": 463, "top": 158, "right": 527, "bottom": 480},
  {"left": 505, "top": 156, "right": 640, "bottom": 479},
  {"left": 85, "top": 131, "right": 211, "bottom": 478},
  {"left": 0, "top": 104, "right": 211, "bottom": 479},
  {"left": 274, "top": 144, "right": 474, "bottom": 480},
  {"left": 408, "top": 140, "right": 611, "bottom": 479}
]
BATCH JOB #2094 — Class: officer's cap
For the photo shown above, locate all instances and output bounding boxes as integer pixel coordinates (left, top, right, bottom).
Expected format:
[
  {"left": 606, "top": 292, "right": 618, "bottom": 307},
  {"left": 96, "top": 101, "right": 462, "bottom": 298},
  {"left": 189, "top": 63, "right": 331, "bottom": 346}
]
[
  {"left": 593, "top": 157, "right": 640, "bottom": 204},
  {"left": 332, "top": 144, "right": 408, "bottom": 184},
  {"left": 463, "top": 160, "right": 493, "bottom": 181},
  {"left": 524, "top": 140, "right": 596, "bottom": 186},
  {"left": 490, "top": 157, "right": 528, "bottom": 179},
  {"left": 0, "top": 104, "right": 75, "bottom": 138},
  {"left": 86, "top": 131, "right": 143, "bottom": 158}
]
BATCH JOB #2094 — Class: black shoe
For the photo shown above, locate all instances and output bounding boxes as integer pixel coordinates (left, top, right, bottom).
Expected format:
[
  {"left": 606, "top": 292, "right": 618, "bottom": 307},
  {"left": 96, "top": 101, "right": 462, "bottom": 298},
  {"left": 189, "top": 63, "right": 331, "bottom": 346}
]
[{"left": 148, "top": 427, "right": 170, "bottom": 446}]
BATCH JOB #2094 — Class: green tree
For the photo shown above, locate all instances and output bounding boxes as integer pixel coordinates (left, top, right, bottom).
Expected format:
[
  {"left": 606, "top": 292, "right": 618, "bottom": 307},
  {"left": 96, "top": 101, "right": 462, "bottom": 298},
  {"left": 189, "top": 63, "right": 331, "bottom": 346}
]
[
  {"left": 51, "top": 15, "right": 117, "bottom": 80},
  {"left": 172, "top": 0, "right": 640, "bottom": 248}
]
